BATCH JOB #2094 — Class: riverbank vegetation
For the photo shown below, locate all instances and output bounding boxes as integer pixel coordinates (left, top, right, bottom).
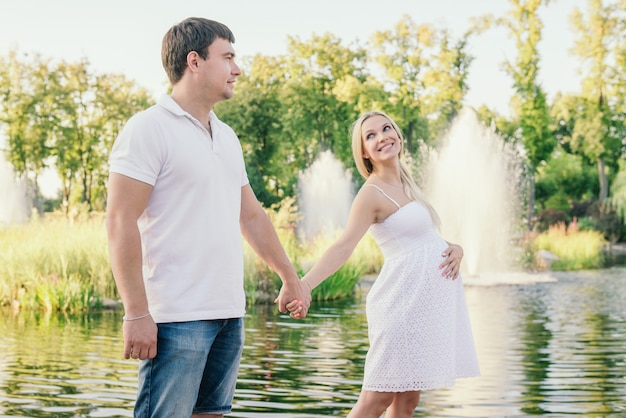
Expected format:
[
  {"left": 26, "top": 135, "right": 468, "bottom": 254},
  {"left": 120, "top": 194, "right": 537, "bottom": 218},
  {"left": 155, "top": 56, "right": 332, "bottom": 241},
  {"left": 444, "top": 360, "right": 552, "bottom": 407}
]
[
  {"left": 532, "top": 219, "right": 607, "bottom": 270},
  {"left": 0, "top": 201, "right": 383, "bottom": 313},
  {"left": 0, "top": 213, "right": 110, "bottom": 312},
  {"left": 0, "top": 197, "right": 616, "bottom": 313}
]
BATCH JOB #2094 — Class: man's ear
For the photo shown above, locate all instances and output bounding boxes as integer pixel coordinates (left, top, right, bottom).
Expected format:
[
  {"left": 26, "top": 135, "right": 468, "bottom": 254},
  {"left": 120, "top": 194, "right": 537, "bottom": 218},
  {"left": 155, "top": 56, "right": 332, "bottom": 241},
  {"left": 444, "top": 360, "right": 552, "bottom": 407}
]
[{"left": 187, "top": 51, "right": 200, "bottom": 70}]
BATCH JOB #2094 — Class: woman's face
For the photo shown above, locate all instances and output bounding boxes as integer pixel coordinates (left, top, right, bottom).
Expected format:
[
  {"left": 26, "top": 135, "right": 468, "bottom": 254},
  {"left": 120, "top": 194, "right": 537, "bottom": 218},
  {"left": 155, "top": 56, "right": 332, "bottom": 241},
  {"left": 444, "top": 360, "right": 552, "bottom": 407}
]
[{"left": 360, "top": 115, "right": 401, "bottom": 164}]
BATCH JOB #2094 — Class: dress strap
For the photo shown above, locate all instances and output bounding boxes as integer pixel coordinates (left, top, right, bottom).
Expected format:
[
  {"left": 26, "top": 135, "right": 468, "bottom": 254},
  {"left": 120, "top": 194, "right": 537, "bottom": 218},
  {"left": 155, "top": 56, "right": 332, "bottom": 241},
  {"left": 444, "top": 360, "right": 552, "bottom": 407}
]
[{"left": 363, "top": 184, "right": 401, "bottom": 209}]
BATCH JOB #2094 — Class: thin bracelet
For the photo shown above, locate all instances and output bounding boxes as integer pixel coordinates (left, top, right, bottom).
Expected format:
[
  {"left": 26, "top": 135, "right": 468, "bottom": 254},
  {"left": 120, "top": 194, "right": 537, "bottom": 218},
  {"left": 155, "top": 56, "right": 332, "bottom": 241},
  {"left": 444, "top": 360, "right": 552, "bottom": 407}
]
[
  {"left": 123, "top": 312, "right": 151, "bottom": 321},
  {"left": 302, "top": 279, "right": 313, "bottom": 292}
]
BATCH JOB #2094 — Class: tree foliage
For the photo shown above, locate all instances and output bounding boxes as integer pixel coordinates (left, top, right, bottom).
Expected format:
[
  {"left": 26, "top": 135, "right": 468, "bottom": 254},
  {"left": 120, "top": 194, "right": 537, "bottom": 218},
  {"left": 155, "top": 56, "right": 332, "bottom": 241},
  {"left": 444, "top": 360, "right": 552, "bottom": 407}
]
[
  {"left": 0, "top": 51, "right": 153, "bottom": 213},
  {"left": 1, "top": 7, "right": 626, "bottom": 236},
  {"left": 567, "top": 0, "right": 625, "bottom": 202},
  {"left": 216, "top": 20, "right": 471, "bottom": 207},
  {"left": 368, "top": 14, "right": 472, "bottom": 152}
]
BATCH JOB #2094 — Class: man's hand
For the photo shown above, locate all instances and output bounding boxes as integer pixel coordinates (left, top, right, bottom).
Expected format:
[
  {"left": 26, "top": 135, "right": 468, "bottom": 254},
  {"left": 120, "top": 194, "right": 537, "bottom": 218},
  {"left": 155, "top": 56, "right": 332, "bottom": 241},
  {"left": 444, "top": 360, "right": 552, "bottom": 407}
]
[
  {"left": 123, "top": 316, "right": 158, "bottom": 360},
  {"left": 276, "top": 279, "right": 311, "bottom": 319}
]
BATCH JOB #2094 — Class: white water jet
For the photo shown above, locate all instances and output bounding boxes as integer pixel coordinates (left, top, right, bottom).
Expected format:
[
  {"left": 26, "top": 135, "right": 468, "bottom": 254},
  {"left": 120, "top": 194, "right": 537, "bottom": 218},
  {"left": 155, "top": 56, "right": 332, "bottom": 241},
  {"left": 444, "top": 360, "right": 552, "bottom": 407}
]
[
  {"left": 297, "top": 150, "right": 354, "bottom": 241},
  {"left": 0, "top": 152, "right": 31, "bottom": 226},
  {"left": 422, "top": 108, "right": 524, "bottom": 277}
]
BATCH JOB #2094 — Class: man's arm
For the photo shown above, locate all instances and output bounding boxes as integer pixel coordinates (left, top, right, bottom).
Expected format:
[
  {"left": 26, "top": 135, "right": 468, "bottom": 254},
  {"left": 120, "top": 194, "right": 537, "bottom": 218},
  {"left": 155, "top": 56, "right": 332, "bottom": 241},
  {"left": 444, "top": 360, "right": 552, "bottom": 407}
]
[
  {"left": 106, "top": 172, "right": 157, "bottom": 359},
  {"left": 239, "top": 184, "right": 308, "bottom": 316}
]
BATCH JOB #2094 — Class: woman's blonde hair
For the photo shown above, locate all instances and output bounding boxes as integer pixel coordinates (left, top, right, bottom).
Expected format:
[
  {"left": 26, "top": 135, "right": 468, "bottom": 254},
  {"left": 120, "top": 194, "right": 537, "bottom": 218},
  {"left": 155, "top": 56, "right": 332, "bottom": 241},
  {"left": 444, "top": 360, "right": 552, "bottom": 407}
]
[{"left": 351, "top": 110, "right": 441, "bottom": 228}]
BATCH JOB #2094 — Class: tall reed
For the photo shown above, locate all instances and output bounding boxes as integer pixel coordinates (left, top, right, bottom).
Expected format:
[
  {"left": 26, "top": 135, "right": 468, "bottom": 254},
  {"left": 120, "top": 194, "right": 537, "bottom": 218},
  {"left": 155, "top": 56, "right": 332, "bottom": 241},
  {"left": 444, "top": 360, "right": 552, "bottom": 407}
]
[
  {"left": 1, "top": 199, "right": 381, "bottom": 312},
  {"left": 301, "top": 230, "right": 371, "bottom": 302},
  {"left": 243, "top": 197, "right": 382, "bottom": 304},
  {"left": 0, "top": 213, "right": 112, "bottom": 312}
]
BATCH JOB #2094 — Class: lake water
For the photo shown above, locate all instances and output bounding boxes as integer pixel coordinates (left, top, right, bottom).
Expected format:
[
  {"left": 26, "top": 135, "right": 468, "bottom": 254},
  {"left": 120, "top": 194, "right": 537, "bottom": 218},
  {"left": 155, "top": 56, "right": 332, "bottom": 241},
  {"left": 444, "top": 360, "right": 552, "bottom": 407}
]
[{"left": 1, "top": 268, "right": 626, "bottom": 417}]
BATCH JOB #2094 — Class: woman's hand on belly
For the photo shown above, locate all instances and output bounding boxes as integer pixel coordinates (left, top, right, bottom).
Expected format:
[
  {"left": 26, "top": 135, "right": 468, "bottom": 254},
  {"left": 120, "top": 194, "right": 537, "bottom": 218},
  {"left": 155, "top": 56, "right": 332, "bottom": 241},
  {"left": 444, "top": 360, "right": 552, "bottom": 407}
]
[{"left": 439, "top": 243, "right": 463, "bottom": 279}]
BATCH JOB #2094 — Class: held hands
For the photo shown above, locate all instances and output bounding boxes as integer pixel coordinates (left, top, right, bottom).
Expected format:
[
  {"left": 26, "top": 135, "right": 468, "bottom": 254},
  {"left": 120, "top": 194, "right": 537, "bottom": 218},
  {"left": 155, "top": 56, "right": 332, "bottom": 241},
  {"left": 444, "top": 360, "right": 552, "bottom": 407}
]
[
  {"left": 285, "top": 279, "right": 312, "bottom": 319},
  {"left": 275, "top": 278, "right": 312, "bottom": 320},
  {"left": 439, "top": 243, "right": 464, "bottom": 280}
]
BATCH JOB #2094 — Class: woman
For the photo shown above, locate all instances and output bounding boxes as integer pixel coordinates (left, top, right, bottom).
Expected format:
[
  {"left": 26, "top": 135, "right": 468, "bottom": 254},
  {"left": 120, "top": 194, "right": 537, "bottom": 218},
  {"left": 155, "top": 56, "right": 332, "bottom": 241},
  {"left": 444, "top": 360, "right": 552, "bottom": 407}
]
[{"left": 290, "top": 110, "right": 480, "bottom": 417}]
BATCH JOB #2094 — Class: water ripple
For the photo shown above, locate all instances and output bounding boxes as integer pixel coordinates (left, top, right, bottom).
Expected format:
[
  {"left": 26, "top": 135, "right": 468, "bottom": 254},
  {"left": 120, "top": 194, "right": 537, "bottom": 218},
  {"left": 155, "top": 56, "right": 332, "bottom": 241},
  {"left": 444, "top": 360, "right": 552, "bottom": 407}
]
[{"left": 1, "top": 268, "right": 626, "bottom": 416}]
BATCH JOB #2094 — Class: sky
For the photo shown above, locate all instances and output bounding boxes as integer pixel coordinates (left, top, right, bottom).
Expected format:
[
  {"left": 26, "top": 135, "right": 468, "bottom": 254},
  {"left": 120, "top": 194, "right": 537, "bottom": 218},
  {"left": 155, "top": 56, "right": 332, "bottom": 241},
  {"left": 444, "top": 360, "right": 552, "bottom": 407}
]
[
  {"left": 1, "top": 0, "right": 588, "bottom": 197},
  {"left": 1, "top": 0, "right": 589, "bottom": 113}
]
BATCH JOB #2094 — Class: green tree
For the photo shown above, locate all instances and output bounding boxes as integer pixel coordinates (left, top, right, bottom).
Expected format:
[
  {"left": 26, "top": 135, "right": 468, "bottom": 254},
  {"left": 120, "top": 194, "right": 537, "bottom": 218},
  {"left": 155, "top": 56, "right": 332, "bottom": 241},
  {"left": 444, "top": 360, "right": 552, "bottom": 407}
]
[
  {"left": 280, "top": 33, "right": 367, "bottom": 168},
  {"left": 0, "top": 51, "right": 58, "bottom": 206},
  {"left": 368, "top": 15, "right": 471, "bottom": 152},
  {"left": 368, "top": 15, "right": 431, "bottom": 152},
  {"left": 614, "top": 1, "right": 626, "bottom": 122},
  {"left": 608, "top": 3, "right": 626, "bottom": 228},
  {"left": 498, "top": 0, "right": 556, "bottom": 229},
  {"left": 569, "top": 0, "right": 624, "bottom": 203},
  {"left": 47, "top": 59, "right": 153, "bottom": 212},
  {"left": 420, "top": 31, "right": 473, "bottom": 137},
  {"left": 0, "top": 52, "right": 153, "bottom": 213},
  {"left": 535, "top": 145, "right": 598, "bottom": 210},
  {"left": 216, "top": 55, "right": 290, "bottom": 206}
]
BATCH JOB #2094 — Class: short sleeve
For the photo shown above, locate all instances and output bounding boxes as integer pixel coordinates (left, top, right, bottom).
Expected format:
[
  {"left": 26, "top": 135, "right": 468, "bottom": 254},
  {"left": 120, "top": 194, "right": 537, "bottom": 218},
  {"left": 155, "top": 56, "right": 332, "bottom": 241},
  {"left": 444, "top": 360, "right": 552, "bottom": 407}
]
[{"left": 108, "top": 111, "right": 166, "bottom": 186}]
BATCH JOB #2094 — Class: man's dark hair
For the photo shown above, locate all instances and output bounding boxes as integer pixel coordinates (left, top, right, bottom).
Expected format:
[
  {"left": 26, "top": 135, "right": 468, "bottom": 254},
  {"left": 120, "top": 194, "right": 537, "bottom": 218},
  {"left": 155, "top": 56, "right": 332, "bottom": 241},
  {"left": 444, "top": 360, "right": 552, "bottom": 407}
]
[{"left": 161, "top": 17, "right": 235, "bottom": 84}]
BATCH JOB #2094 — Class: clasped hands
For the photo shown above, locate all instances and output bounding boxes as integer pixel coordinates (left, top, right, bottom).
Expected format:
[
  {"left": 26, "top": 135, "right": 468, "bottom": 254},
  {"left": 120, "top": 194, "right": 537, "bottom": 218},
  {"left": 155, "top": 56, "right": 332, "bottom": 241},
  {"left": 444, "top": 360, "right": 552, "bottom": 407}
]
[{"left": 275, "top": 278, "right": 311, "bottom": 320}]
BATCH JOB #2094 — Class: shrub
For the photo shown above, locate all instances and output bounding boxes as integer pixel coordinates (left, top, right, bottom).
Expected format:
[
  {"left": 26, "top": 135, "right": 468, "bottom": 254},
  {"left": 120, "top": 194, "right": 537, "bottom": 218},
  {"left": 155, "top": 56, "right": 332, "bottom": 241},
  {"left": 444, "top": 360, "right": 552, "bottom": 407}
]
[
  {"left": 585, "top": 202, "right": 624, "bottom": 244},
  {"left": 535, "top": 208, "right": 568, "bottom": 232},
  {"left": 532, "top": 219, "right": 606, "bottom": 270}
]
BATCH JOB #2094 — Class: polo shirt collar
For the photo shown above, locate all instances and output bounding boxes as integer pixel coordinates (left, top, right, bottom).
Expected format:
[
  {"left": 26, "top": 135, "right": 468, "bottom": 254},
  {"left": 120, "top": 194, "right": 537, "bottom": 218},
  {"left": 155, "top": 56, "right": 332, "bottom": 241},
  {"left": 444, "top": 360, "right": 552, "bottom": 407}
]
[{"left": 157, "top": 94, "right": 217, "bottom": 130}]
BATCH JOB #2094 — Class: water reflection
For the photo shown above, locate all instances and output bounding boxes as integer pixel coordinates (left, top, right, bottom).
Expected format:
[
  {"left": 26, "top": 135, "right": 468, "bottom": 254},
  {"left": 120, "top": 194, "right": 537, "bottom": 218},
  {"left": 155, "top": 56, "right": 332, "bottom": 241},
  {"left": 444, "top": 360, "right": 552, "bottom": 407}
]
[
  {"left": 1, "top": 268, "right": 626, "bottom": 417},
  {"left": 0, "top": 312, "right": 136, "bottom": 417}
]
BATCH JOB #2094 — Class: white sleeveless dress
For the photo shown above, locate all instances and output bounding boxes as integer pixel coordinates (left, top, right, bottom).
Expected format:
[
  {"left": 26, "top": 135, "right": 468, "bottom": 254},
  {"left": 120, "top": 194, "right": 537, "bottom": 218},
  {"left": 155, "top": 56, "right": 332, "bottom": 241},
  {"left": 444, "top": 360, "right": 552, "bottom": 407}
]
[{"left": 362, "top": 185, "right": 480, "bottom": 392}]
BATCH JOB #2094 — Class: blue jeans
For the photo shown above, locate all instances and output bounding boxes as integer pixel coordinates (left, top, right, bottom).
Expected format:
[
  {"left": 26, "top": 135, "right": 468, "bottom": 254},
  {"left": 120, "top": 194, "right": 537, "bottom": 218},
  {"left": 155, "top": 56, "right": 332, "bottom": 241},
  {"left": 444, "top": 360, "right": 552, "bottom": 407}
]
[{"left": 134, "top": 318, "right": 244, "bottom": 417}]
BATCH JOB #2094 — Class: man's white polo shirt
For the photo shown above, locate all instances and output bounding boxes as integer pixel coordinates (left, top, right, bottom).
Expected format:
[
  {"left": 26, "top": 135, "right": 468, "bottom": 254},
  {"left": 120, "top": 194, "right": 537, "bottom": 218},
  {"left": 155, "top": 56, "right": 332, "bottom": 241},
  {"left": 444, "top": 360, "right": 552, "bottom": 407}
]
[{"left": 109, "top": 95, "right": 249, "bottom": 323}]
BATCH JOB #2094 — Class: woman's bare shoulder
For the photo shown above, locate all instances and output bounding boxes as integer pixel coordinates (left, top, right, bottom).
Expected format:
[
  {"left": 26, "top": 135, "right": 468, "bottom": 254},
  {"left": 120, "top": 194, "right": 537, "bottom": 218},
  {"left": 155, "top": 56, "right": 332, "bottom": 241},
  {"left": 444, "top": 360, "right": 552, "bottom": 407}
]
[{"left": 353, "top": 183, "right": 390, "bottom": 222}]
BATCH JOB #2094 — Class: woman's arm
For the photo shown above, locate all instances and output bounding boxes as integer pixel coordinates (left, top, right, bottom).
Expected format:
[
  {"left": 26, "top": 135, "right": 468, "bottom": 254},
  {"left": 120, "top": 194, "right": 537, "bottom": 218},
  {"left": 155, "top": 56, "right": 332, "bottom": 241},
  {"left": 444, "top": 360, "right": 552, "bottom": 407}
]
[{"left": 302, "top": 189, "right": 378, "bottom": 290}]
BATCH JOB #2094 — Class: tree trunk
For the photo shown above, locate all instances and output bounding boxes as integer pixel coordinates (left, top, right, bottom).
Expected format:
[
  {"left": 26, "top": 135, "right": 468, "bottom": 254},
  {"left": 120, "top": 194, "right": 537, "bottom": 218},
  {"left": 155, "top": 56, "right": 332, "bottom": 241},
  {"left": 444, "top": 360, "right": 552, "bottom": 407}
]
[
  {"left": 598, "top": 158, "right": 608, "bottom": 203},
  {"left": 527, "top": 175, "right": 536, "bottom": 231},
  {"left": 406, "top": 121, "right": 414, "bottom": 154}
]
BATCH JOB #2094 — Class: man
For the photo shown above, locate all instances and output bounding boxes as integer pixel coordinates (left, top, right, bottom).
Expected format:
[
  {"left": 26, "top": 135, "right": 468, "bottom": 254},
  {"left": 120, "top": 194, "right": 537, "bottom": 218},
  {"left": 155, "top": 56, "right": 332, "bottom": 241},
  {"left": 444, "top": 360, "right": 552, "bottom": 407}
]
[{"left": 106, "top": 17, "right": 309, "bottom": 417}]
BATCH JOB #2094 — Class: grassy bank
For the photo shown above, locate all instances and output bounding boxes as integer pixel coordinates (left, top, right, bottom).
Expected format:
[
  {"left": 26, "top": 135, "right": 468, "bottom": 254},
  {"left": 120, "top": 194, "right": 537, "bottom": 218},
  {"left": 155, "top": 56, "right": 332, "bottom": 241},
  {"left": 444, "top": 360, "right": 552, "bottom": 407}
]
[
  {"left": 1, "top": 205, "right": 610, "bottom": 313},
  {"left": 0, "top": 213, "right": 112, "bottom": 312},
  {"left": 1, "top": 202, "right": 382, "bottom": 312}
]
